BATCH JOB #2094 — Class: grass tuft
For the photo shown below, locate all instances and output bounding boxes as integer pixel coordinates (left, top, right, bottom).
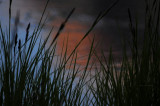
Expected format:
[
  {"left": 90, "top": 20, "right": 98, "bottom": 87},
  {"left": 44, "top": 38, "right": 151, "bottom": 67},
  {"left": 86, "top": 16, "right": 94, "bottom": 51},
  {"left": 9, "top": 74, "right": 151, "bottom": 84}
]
[{"left": 0, "top": 0, "right": 160, "bottom": 105}]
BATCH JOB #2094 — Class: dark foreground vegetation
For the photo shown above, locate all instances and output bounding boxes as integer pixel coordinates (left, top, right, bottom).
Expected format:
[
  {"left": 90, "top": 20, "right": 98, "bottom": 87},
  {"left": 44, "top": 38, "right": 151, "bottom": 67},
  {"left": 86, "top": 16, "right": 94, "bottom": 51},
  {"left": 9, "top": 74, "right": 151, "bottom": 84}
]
[{"left": 0, "top": 0, "right": 160, "bottom": 105}]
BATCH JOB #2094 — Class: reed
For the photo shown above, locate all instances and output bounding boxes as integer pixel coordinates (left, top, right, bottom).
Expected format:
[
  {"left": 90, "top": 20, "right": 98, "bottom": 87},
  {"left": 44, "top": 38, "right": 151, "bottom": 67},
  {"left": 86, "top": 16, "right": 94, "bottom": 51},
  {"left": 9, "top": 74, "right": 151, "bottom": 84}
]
[
  {"left": 90, "top": 0, "right": 160, "bottom": 105},
  {"left": 0, "top": 0, "right": 118, "bottom": 105},
  {"left": 1, "top": 0, "right": 160, "bottom": 105}
]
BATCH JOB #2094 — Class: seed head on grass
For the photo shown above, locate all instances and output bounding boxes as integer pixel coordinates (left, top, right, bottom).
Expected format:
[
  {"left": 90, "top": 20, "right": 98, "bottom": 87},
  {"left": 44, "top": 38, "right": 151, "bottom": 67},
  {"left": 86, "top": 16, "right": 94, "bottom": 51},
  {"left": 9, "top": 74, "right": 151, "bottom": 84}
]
[
  {"left": 18, "top": 39, "right": 21, "bottom": 51},
  {"left": 0, "top": 0, "right": 122, "bottom": 105},
  {"left": 50, "top": 8, "right": 75, "bottom": 46},
  {"left": 14, "top": 33, "right": 18, "bottom": 55},
  {"left": 15, "top": 33, "right": 18, "bottom": 46},
  {"left": 25, "top": 23, "right": 30, "bottom": 43}
]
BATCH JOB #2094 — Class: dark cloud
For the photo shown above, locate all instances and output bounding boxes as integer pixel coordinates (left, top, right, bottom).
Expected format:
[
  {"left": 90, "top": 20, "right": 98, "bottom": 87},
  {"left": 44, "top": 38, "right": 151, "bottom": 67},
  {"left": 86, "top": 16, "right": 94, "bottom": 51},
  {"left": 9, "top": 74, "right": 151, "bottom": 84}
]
[
  {"left": 0, "top": 0, "right": 4, "bottom": 4},
  {"left": 0, "top": 0, "right": 146, "bottom": 59}
]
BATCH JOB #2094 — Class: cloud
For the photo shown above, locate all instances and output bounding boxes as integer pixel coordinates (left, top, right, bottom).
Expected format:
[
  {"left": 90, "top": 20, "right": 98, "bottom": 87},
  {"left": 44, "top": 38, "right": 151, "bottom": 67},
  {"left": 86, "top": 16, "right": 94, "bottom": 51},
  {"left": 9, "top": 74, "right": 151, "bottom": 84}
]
[{"left": 0, "top": 0, "right": 146, "bottom": 59}]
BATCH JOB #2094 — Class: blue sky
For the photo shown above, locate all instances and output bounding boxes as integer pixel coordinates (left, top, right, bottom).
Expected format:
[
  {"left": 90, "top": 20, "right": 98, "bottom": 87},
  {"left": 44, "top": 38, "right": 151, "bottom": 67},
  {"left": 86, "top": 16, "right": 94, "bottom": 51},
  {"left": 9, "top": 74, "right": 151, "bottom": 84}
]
[{"left": 0, "top": 0, "right": 145, "bottom": 60}]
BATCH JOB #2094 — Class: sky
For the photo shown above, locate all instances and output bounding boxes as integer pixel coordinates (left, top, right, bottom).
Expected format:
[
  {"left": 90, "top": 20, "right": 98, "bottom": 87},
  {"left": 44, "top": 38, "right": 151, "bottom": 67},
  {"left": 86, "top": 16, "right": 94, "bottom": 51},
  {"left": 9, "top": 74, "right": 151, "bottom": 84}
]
[{"left": 0, "top": 0, "right": 145, "bottom": 63}]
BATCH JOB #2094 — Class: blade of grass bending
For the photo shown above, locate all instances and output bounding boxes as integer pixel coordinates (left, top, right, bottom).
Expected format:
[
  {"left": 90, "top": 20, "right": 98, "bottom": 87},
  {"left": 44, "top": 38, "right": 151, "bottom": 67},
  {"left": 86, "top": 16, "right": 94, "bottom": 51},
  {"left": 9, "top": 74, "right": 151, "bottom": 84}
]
[
  {"left": 49, "top": 8, "right": 75, "bottom": 47},
  {"left": 26, "top": 27, "right": 54, "bottom": 74},
  {"left": 21, "top": 16, "right": 50, "bottom": 68},
  {"left": 65, "top": 0, "right": 118, "bottom": 67},
  {"left": 78, "top": 36, "right": 95, "bottom": 89},
  {"left": 35, "top": 0, "right": 50, "bottom": 33},
  {"left": 15, "top": 13, "right": 49, "bottom": 56},
  {"left": 9, "top": 0, "right": 12, "bottom": 47},
  {"left": 51, "top": 0, "right": 118, "bottom": 75},
  {"left": 25, "top": 23, "right": 30, "bottom": 43},
  {"left": 96, "top": 0, "right": 119, "bottom": 22},
  {"left": 84, "top": 35, "right": 95, "bottom": 71},
  {"left": 15, "top": 0, "right": 51, "bottom": 60}
]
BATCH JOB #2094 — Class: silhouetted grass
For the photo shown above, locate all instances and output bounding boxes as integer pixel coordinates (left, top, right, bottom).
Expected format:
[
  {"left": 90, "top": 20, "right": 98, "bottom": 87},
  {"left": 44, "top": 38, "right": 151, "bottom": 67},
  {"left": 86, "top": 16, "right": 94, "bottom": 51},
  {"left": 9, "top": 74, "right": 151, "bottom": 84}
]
[
  {"left": 1, "top": 0, "right": 160, "bottom": 105},
  {"left": 90, "top": 0, "right": 160, "bottom": 105},
  {"left": 0, "top": 0, "right": 118, "bottom": 105}
]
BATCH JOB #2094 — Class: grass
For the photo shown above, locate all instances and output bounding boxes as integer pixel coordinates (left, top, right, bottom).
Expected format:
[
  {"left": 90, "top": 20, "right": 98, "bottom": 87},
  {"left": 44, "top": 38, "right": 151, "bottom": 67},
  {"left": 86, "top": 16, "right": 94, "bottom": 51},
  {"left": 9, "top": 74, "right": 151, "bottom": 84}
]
[
  {"left": 90, "top": 0, "right": 160, "bottom": 105},
  {"left": 0, "top": 0, "right": 160, "bottom": 106}
]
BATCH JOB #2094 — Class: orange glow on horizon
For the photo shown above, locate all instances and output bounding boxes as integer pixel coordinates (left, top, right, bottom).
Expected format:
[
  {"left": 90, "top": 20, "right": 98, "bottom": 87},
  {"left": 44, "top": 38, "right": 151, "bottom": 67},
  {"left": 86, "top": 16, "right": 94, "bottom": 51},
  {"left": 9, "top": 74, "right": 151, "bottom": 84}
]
[{"left": 54, "top": 21, "right": 100, "bottom": 67}]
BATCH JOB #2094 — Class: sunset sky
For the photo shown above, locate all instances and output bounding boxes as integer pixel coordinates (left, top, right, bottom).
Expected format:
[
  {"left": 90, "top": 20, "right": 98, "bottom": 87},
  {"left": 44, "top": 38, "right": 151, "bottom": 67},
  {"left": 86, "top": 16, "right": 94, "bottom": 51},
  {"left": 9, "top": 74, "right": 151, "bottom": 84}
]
[{"left": 0, "top": 0, "right": 145, "bottom": 62}]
